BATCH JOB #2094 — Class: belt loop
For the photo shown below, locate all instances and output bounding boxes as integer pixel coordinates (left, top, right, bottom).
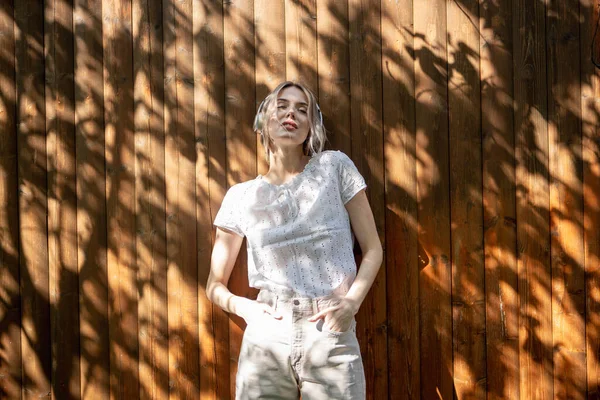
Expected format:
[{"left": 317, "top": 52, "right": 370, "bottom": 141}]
[
  {"left": 273, "top": 294, "right": 279, "bottom": 312},
  {"left": 312, "top": 298, "right": 318, "bottom": 315}
]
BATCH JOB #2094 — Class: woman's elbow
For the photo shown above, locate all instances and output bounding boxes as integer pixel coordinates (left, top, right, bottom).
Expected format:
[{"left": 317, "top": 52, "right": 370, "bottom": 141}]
[
  {"left": 206, "top": 278, "right": 218, "bottom": 304},
  {"left": 373, "top": 238, "right": 384, "bottom": 265},
  {"left": 374, "top": 245, "right": 384, "bottom": 266},
  {"left": 364, "top": 240, "right": 383, "bottom": 266}
]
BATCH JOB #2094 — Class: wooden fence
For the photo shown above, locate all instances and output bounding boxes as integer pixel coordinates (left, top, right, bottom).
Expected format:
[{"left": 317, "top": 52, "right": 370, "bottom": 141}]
[{"left": 0, "top": 0, "right": 599, "bottom": 398}]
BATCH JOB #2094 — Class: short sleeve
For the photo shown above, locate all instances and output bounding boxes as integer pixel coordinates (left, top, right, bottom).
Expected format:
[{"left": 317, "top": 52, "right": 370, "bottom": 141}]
[
  {"left": 336, "top": 151, "right": 367, "bottom": 204},
  {"left": 213, "top": 184, "right": 245, "bottom": 237}
]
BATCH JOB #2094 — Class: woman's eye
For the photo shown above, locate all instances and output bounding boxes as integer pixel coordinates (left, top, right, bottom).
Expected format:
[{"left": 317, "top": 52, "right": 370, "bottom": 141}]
[
  {"left": 277, "top": 105, "right": 286, "bottom": 109},
  {"left": 299, "top": 109, "right": 307, "bottom": 114}
]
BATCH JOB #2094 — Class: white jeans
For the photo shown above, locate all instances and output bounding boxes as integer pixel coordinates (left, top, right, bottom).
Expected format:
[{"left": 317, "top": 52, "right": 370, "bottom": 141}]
[{"left": 235, "top": 290, "right": 366, "bottom": 399}]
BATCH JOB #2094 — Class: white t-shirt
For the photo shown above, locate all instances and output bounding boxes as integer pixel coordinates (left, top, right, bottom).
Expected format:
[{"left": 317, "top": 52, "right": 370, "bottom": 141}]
[{"left": 213, "top": 150, "right": 367, "bottom": 297}]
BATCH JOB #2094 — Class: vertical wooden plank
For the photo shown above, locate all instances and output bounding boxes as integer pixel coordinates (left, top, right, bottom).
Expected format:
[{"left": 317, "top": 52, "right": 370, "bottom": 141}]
[
  {"left": 193, "top": 1, "right": 227, "bottom": 399},
  {"left": 222, "top": 0, "right": 255, "bottom": 396},
  {"left": 582, "top": 0, "right": 600, "bottom": 398},
  {"left": 447, "top": 0, "right": 485, "bottom": 398},
  {"left": 381, "top": 0, "right": 419, "bottom": 398},
  {"left": 348, "top": 1, "right": 387, "bottom": 399},
  {"left": 102, "top": 0, "right": 139, "bottom": 396},
  {"left": 132, "top": 0, "right": 168, "bottom": 398},
  {"left": 0, "top": 2, "right": 22, "bottom": 398},
  {"left": 45, "top": 0, "right": 81, "bottom": 397},
  {"left": 14, "top": 0, "right": 52, "bottom": 397},
  {"left": 546, "top": 0, "right": 586, "bottom": 398},
  {"left": 255, "top": 0, "right": 284, "bottom": 174},
  {"left": 163, "top": 0, "right": 200, "bottom": 396},
  {"left": 74, "top": 0, "right": 110, "bottom": 396},
  {"left": 316, "top": 0, "right": 351, "bottom": 154},
  {"left": 285, "top": 0, "right": 317, "bottom": 91},
  {"left": 479, "top": 0, "right": 519, "bottom": 398},
  {"left": 513, "top": 0, "right": 553, "bottom": 397},
  {"left": 413, "top": 0, "right": 453, "bottom": 398}
]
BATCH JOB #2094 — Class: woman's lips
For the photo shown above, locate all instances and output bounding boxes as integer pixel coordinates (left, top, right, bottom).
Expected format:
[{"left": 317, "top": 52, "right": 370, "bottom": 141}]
[{"left": 282, "top": 120, "right": 298, "bottom": 129}]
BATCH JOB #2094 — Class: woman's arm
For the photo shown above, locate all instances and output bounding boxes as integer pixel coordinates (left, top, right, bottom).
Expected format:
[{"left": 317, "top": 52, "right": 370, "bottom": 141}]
[
  {"left": 342, "top": 189, "right": 384, "bottom": 313},
  {"left": 207, "top": 227, "right": 280, "bottom": 320},
  {"left": 206, "top": 227, "right": 246, "bottom": 314},
  {"left": 308, "top": 189, "right": 383, "bottom": 331}
]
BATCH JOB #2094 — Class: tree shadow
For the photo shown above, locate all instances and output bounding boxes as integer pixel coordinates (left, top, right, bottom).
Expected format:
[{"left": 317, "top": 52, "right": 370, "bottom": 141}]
[{"left": 0, "top": 0, "right": 597, "bottom": 399}]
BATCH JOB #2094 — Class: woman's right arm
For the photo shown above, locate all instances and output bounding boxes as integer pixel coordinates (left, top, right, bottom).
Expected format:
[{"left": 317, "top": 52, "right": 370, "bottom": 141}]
[
  {"left": 206, "top": 227, "right": 280, "bottom": 320},
  {"left": 206, "top": 227, "right": 248, "bottom": 316}
]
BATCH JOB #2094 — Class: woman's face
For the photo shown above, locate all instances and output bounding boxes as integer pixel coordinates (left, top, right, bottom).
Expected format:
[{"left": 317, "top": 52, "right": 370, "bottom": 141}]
[{"left": 266, "top": 86, "right": 310, "bottom": 152}]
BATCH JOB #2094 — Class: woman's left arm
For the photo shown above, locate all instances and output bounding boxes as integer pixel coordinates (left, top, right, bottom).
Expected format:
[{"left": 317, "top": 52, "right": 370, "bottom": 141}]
[
  {"left": 342, "top": 189, "right": 384, "bottom": 313},
  {"left": 308, "top": 189, "right": 383, "bottom": 331}
]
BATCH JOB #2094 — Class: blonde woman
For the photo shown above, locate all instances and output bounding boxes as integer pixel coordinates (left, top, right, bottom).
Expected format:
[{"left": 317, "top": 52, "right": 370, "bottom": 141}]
[{"left": 207, "top": 81, "right": 382, "bottom": 399}]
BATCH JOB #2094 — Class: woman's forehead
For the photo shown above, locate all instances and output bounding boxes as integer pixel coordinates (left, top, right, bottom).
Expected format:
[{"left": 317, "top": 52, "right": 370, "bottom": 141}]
[{"left": 277, "top": 86, "right": 308, "bottom": 103}]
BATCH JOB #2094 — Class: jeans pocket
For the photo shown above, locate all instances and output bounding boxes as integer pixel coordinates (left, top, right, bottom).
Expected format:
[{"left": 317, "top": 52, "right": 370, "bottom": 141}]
[
  {"left": 317, "top": 318, "right": 356, "bottom": 337},
  {"left": 242, "top": 301, "right": 266, "bottom": 326}
]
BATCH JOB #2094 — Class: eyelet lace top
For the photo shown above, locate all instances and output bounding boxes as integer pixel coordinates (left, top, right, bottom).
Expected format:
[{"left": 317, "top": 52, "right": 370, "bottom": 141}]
[{"left": 213, "top": 150, "right": 367, "bottom": 297}]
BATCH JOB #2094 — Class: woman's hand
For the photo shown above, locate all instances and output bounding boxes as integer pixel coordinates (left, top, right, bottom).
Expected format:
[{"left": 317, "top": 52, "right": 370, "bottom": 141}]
[
  {"left": 236, "top": 297, "right": 282, "bottom": 324},
  {"left": 307, "top": 297, "right": 358, "bottom": 333}
]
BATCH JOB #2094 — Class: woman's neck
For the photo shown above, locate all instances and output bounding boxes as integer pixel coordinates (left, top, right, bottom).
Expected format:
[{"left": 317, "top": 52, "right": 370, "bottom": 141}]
[{"left": 264, "top": 149, "right": 310, "bottom": 185}]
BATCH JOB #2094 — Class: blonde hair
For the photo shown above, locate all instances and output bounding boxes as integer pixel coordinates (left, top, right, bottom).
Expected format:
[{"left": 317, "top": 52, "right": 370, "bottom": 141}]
[{"left": 253, "top": 81, "right": 327, "bottom": 162}]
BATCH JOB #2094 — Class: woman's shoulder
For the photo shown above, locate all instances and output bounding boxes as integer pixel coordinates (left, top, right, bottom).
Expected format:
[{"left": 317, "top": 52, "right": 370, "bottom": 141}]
[
  {"left": 313, "top": 150, "right": 355, "bottom": 168},
  {"left": 223, "top": 179, "right": 260, "bottom": 197},
  {"left": 314, "top": 149, "right": 350, "bottom": 161}
]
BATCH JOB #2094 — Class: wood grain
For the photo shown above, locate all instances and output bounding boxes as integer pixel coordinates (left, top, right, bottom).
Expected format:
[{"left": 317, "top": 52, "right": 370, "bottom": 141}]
[
  {"left": 414, "top": 0, "right": 454, "bottom": 397},
  {"left": 381, "top": 0, "right": 419, "bottom": 398},
  {"left": 513, "top": 0, "right": 553, "bottom": 398},
  {"left": 316, "top": 0, "right": 351, "bottom": 154},
  {"left": 194, "top": 0, "right": 227, "bottom": 398},
  {"left": 547, "top": 0, "right": 586, "bottom": 398},
  {"left": 45, "top": 0, "right": 81, "bottom": 397},
  {"left": 480, "top": 0, "right": 520, "bottom": 398},
  {"left": 223, "top": 0, "right": 256, "bottom": 396},
  {"left": 447, "top": 0, "right": 485, "bottom": 398},
  {"left": 349, "top": 0, "right": 387, "bottom": 398},
  {"left": 582, "top": 0, "right": 600, "bottom": 398},
  {"left": 15, "top": 0, "right": 52, "bottom": 396},
  {"left": 163, "top": 0, "right": 200, "bottom": 397},
  {"left": 0, "top": 1, "right": 597, "bottom": 397},
  {"left": 74, "top": 0, "right": 111, "bottom": 396},
  {"left": 132, "top": 0, "right": 169, "bottom": 397},
  {"left": 285, "top": 0, "right": 317, "bottom": 91},
  {"left": 102, "top": 0, "right": 139, "bottom": 396},
  {"left": 0, "top": 1, "right": 21, "bottom": 397}
]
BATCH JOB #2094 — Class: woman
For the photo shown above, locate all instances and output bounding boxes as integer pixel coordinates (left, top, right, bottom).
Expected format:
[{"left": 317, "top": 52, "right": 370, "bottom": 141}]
[{"left": 207, "top": 81, "right": 382, "bottom": 399}]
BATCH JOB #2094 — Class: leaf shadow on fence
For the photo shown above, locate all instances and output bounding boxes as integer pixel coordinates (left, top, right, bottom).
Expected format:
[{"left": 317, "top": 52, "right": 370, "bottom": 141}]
[{"left": 0, "top": 0, "right": 598, "bottom": 399}]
